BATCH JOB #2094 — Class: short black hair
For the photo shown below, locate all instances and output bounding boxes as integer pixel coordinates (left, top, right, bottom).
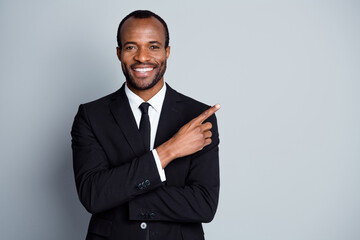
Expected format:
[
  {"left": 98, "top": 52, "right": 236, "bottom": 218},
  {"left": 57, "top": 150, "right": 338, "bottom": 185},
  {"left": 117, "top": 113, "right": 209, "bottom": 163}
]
[{"left": 117, "top": 10, "right": 169, "bottom": 49}]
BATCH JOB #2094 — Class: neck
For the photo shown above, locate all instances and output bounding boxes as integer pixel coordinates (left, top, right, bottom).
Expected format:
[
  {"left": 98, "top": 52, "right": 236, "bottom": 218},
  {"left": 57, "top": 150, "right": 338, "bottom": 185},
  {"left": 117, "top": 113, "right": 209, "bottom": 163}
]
[{"left": 127, "top": 79, "right": 164, "bottom": 102}]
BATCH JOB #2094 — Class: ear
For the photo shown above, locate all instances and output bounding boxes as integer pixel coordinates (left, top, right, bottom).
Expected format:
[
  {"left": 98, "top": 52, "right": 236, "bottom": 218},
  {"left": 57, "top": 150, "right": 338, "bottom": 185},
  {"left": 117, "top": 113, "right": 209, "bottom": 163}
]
[
  {"left": 116, "top": 47, "right": 122, "bottom": 61},
  {"left": 165, "top": 46, "right": 170, "bottom": 60}
]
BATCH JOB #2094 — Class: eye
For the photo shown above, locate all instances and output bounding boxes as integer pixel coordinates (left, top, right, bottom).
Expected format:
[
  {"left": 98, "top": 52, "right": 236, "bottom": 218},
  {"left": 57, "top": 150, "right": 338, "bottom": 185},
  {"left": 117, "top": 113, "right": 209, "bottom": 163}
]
[
  {"left": 150, "top": 45, "right": 160, "bottom": 50},
  {"left": 125, "top": 46, "right": 135, "bottom": 50}
]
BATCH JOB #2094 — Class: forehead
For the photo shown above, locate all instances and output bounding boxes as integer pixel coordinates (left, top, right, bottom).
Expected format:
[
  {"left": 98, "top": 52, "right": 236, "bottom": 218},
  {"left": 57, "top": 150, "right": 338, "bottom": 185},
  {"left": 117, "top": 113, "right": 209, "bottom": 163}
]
[{"left": 120, "top": 17, "right": 166, "bottom": 45}]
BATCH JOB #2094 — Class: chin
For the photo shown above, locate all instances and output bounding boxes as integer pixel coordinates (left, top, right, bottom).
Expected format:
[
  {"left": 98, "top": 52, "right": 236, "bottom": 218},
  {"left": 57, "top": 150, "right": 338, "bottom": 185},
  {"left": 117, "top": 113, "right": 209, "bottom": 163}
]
[{"left": 128, "top": 79, "right": 157, "bottom": 90}]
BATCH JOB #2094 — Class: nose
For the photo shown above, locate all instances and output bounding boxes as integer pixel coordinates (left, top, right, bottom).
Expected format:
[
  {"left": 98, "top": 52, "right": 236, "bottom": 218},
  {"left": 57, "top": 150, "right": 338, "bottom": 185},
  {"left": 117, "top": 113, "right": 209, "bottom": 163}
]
[{"left": 134, "top": 47, "right": 150, "bottom": 62}]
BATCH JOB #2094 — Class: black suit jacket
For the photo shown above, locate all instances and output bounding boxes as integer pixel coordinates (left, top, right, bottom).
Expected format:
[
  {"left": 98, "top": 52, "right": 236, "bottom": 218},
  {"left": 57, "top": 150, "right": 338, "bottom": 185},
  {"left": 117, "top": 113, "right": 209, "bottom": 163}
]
[{"left": 71, "top": 84, "right": 220, "bottom": 240}]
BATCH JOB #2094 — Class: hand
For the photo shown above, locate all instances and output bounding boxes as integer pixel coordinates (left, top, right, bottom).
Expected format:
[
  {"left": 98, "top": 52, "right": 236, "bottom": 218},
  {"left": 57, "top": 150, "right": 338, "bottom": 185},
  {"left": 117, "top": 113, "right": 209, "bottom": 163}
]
[
  {"left": 156, "top": 104, "right": 221, "bottom": 168},
  {"left": 171, "top": 104, "right": 221, "bottom": 157}
]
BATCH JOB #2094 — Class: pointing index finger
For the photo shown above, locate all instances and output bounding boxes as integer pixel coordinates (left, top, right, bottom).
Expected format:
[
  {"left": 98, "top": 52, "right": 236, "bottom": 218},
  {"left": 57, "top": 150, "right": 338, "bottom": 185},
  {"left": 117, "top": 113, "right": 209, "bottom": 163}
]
[{"left": 196, "top": 104, "right": 221, "bottom": 124}]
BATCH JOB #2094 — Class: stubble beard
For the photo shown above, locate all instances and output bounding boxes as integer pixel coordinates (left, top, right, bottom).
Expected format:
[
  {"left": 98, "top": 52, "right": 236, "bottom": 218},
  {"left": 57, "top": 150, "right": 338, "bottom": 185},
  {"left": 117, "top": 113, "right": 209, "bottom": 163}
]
[{"left": 123, "top": 61, "right": 167, "bottom": 91}]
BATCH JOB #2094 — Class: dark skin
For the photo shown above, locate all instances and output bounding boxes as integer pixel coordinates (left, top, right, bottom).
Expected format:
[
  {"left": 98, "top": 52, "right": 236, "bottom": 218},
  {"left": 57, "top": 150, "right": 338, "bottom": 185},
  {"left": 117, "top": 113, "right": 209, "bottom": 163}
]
[
  {"left": 117, "top": 17, "right": 221, "bottom": 168},
  {"left": 117, "top": 17, "right": 169, "bottom": 101}
]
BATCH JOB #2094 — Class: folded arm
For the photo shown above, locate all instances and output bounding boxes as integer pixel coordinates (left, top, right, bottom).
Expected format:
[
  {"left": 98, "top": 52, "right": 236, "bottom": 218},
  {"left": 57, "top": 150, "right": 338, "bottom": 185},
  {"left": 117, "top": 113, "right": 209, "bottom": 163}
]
[
  {"left": 72, "top": 103, "right": 220, "bottom": 220},
  {"left": 129, "top": 133, "right": 220, "bottom": 223},
  {"left": 72, "top": 104, "right": 164, "bottom": 214}
]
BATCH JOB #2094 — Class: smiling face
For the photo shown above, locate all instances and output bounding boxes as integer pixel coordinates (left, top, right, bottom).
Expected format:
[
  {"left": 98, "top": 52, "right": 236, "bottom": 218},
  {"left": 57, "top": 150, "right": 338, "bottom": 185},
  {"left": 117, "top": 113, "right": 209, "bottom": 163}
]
[{"left": 117, "top": 17, "right": 170, "bottom": 96}]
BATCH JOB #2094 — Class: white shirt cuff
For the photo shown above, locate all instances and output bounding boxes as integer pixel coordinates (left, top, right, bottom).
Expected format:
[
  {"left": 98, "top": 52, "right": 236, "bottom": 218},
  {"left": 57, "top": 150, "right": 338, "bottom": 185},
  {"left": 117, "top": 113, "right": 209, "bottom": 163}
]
[{"left": 152, "top": 149, "right": 166, "bottom": 182}]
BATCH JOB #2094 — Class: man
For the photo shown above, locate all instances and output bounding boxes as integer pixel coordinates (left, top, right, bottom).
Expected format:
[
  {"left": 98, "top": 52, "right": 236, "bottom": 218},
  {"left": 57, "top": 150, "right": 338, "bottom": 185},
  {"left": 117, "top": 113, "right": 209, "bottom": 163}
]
[{"left": 71, "top": 10, "right": 220, "bottom": 240}]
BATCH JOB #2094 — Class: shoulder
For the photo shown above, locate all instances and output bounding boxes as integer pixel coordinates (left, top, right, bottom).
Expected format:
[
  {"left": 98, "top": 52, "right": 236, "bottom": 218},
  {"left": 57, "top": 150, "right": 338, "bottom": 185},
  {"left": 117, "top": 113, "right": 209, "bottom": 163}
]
[
  {"left": 76, "top": 85, "right": 126, "bottom": 115},
  {"left": 82, "top": 89, "right": 120, "bottom": 108},
  {"left": 167, "top": 84, "right": 215, "bottom": 122},
  {"left": 167, "top": 84, "right": 210, "bottom": 110},
  {"left": 178, "top": 92, "right": 210, "bottom": 113},
  {"left": 168, "top": 85, "right": 220, "bottom": 144}
]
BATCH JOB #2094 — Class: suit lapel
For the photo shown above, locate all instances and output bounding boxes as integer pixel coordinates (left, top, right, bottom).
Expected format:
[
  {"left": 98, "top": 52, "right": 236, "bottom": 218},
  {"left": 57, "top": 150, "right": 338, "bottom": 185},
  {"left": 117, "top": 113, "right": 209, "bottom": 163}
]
[
  {"left": 154, "top": 84, "right": 184, "bottom": 148},
  {"left": 109, "top": 85, "right": 146, "bottom": 156},
  {"left": 109, "top": 83, "right": 184, "bottom": 156}
]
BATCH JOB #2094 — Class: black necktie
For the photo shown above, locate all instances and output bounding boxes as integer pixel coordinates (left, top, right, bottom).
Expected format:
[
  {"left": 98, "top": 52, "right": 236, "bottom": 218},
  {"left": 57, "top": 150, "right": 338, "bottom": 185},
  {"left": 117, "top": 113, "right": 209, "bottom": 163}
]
[{"left": 139, "top": 102, "right": 151, "bottom": 150}]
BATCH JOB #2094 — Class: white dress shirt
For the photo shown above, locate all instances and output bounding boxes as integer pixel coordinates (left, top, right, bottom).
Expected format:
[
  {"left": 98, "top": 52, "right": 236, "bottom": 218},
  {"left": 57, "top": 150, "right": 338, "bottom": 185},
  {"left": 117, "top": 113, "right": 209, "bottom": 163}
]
[{"left": 124, "top": 83, "right": 166, "bottom": 182}]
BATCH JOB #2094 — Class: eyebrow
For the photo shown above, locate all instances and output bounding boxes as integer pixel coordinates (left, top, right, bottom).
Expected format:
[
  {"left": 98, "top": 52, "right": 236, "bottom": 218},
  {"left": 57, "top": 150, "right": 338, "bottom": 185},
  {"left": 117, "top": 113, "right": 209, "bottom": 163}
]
[
  {"left": 123, "top": 41, "right": 137, "bottom": 46},
  {"left": 149, "top": 41, "right": 162, "bottom": 45},
  {"left": 123, "top": 41, "right": 163, "bottom": 47}
]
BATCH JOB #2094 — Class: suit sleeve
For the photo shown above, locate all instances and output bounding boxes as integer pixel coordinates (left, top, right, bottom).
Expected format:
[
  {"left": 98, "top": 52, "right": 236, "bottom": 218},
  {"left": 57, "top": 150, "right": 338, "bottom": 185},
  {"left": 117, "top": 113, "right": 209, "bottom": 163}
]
[
  {"left": 128, "top": 114, "right": 220, "bottom": 223},
  {"left": 71, "top": 104, "right": 164, "bottom": 214}
]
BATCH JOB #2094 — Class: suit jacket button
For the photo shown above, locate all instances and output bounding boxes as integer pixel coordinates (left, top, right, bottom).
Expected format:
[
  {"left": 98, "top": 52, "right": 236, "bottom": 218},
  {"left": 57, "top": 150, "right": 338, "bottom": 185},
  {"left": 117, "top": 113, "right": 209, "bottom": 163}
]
[
  {"left": 138, "top": 183, "right": 143, "bottom": 190},
  {"left": 140, "top": 222, "right": 147, "bottom": 229},
  {"left": 145, "top": 180, "right": 150, "bottom": 186},
  {"left": 150, "top": 213, "right": 155, "bottom": 219}
]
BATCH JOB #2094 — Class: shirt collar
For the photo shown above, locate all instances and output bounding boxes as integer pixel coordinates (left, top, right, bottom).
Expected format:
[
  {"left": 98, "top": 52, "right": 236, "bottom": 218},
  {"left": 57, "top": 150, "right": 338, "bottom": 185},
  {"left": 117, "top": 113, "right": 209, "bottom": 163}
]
[{"left": 124, "top": 82, "right": 167, "bottom": 113}]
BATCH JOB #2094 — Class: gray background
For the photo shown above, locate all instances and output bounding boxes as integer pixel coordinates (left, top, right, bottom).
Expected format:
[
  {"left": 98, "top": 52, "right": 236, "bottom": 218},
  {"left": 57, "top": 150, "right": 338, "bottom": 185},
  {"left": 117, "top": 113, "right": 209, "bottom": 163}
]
[{"left": 1, "top": 0, "right": 359, "bottom": 239}]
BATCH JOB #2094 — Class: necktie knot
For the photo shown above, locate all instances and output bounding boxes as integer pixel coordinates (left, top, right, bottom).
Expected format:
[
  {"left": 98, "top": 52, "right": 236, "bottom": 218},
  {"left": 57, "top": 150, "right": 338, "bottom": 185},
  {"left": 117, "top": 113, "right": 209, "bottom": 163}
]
[{"left": 139, "top": 102, "right": 150, "bottom": 114}]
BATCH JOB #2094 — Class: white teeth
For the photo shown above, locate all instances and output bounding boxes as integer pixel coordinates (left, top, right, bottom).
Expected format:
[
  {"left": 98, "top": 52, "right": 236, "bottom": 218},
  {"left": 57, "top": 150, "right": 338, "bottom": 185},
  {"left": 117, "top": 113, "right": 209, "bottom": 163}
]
[{"left": 134, "top": 68, "right": 153, "bottom": 72}]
